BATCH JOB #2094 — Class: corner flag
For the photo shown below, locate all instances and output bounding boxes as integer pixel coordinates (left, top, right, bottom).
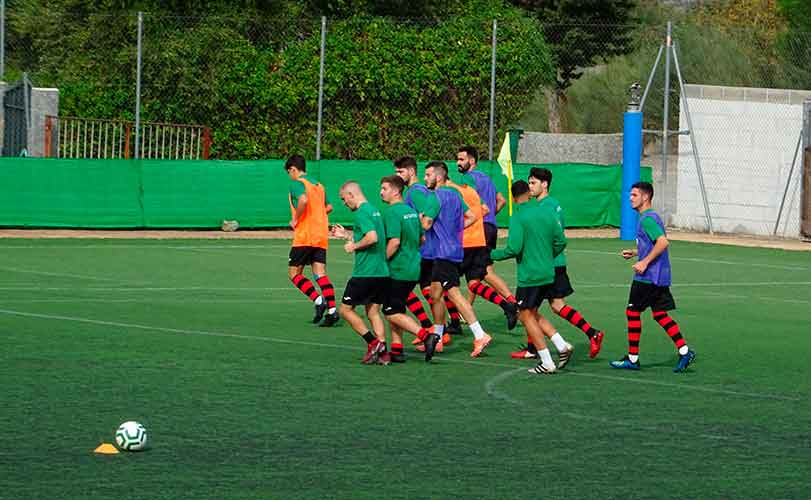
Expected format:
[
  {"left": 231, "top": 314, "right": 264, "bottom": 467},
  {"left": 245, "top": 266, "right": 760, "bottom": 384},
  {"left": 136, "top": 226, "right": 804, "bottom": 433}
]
[{"left": 497, "top": 132, "right": 513, "bottom": 215}]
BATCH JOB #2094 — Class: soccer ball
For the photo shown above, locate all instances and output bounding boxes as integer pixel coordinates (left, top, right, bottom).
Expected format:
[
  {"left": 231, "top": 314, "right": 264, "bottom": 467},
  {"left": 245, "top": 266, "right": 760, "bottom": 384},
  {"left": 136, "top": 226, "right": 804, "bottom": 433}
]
[{"left": 115, "top": 421, "right": 148, "bottom": 451}]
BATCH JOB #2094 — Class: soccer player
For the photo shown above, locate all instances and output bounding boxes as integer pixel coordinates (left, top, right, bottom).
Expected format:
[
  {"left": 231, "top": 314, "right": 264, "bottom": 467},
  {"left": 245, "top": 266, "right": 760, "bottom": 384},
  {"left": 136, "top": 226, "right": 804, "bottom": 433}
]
[
  {"left": 491, "top": 184, "right": 571, "bottom": 374},
  {"left": 526, "top": 167, "right": 605, "bottom": 359},
  {"left": 331, "top": 182, "right": 391, "bottom": 365},
  {"left": 379, "top": 175, "right": 434, "bottom": 362},
  {"left": 284, "top": 155, "right": 339, "bottom": 327},
  {"left": 394, "top": 156, "right": 458, "bottom": 339},
  {"left": 423, "top": 161, "right": 492, "bottom": 360},
  {"left": 456, "top": 146, "right": 516, "bottom": 307},
  {"left": 610, "top": 182, "right": 696, "bottom": 373},
  {"left": 504, "top": 180, "right": 576, "bottom": 367},
  {"left": 446, "top": 176, "right": 518, "bottom": 331}
]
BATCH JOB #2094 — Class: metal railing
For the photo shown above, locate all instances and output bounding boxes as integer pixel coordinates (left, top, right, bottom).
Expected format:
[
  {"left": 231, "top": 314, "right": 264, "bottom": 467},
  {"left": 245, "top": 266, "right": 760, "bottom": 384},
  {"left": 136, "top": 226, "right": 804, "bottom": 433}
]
[{"left": 44, "top": 115, "right": 211, "bottom": 159}]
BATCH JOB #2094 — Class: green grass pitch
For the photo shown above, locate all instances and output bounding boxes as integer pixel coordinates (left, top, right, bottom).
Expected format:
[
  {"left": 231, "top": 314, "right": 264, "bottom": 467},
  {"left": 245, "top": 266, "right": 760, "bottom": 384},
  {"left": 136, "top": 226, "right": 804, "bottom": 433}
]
[{"left": 1, "top": 237, "right": 809, "bottom": 500}]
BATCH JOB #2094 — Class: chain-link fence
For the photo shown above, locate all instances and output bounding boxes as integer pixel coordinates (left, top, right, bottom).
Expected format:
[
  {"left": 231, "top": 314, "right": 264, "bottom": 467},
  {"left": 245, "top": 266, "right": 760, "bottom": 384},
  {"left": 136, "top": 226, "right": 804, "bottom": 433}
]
[{"left": 3, "top": 6, "right": 811, "bottom": 238}]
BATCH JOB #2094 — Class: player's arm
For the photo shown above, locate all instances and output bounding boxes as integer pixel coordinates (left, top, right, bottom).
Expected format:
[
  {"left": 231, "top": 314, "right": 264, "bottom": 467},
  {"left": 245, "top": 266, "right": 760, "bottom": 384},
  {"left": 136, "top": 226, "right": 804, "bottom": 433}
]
[
  {"left": 386, "top": 237, "right": 401, "bottom": 259},
  {"left": 481, "top": 203, "right": 490, "bottom": 217},
  {"left": 420, "top": 214, "right": 434, "bottom": 231},
  {"left": 291, "top": 193, "right": 307, "bottom": 228},
  {"left": 491, "top": 217, "right": 523, "bottom": 261},
  {"left": 325, "top": 203, "right": 333, "bottom": 215},
  {"left": 346, "top": 230, "right": 378, "bottom": 253},
  {"left": 495, "top": 192, "right": 506, "bottom": 214},
  {"left": 621, "top": 248, "right": 638, "bottom": 259},
  {"left": 552, "top": 219, "right": 567, "bottom": 257},
  {"left": 463, "top": 208, "right": 477, "bottom": 229}
]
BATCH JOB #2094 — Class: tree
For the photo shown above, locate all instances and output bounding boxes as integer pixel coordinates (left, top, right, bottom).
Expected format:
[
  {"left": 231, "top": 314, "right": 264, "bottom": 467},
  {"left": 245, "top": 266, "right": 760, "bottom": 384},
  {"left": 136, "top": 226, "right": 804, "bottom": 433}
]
[{"left": 508, "top": 0, "right": 635, "bottom": 132}]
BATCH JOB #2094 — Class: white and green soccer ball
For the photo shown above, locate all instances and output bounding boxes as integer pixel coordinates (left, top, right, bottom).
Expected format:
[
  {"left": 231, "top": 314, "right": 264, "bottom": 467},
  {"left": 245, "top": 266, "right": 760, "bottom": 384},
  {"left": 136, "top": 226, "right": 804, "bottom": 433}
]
[{"left": 115, "top": 421, "right": 148, "bottom": 451}]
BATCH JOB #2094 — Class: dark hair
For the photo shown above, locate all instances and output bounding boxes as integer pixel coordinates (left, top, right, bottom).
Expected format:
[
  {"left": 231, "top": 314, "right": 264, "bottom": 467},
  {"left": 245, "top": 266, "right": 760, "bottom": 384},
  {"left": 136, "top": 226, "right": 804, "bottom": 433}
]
[
  {"left": 632, "top": 181, "right": 654, "bottom": 199},
  {"left": 511, "top": 180, "right": 530, "bottom": 198},
  {"left": 426, "top": 160, "right": 448, "bottom": 180},
  {"left": 284, "top": 155, "right": 306, "bottom": 172},
  {"left": 381, "top": 175, "right": 406, "bottom": 194},
  {"left": 394, "top": 156, "right": 417, "bottom": 171},
  {"left": 458, "top": 146, "right": 478, "bottom": 162},
  {"left": 528, "top": 167, "right": 552, "bottom": 188}
]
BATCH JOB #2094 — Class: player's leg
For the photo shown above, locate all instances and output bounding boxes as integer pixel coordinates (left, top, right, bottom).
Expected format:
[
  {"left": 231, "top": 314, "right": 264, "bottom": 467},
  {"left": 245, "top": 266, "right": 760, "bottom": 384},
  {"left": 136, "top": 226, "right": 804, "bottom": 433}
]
[
  {"left": 340, "top": 279, "right": 383, "bottom": 364},
  {"left": 465, "top": 252, "right": 518, "bottom": 330},
  {"left": 365, "top": 302, "right": 389, "bottom": 365},
  {"left": 521, "top": 306, "right": 556, "bottom": 375},
  {"left": 444, "top": 286, "right": 492, "bottom": 358},
  {"left": 483, "top": 264, "right": 516, "bottom": 303},
  {"left": 311, "top": 258, "right": 337, "bottom": 325},
  {"left": 536, "top": 310, "right": 574, "bottom": 370},
  {"left": 610, "top": 281, "right": 645, "bottom": 370},
  {"left": 650, "top": 286, "right": 695, "bottom": 372},
  {"left": 547, "top": 268, "right": 604, "bottom": 357}
]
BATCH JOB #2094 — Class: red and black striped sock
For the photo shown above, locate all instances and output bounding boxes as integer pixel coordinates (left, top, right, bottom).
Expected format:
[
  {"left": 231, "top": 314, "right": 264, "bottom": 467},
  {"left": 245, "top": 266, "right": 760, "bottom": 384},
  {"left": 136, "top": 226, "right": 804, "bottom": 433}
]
[
  {"left": 416, "top": 327, "right": 431, "bottom": 341},
  {"left": 626, "top": 309, "right": 642, "bottom": 357},
  {"left": 443, "top": 292, "right": 461, "bottom": 322},
  {"left": 407, "top": 291, "right": 432, "bottom": 328},
  {"left": 468, "top": 281, "right": 506, "bottom": 308},
  {"left": 391, "top": 343, "right": 404, "bottom": 356},
  {"left": 291, "top": 274, "right": 320, "bottom": 302},
  {"left": 316, "top": 275, "right": 336, "bottom": 309},
  {"left": 653, "top": 311, "right": 685, "bottom": 350},
  {"left": 506, "top": 295, "right": 517, "bottom": 304},
  {"left": 421, "top": 287, "right": 433, "bottom": 305},
  {"left": 557, "top": 304, "right": 598, "bottom": 338}
]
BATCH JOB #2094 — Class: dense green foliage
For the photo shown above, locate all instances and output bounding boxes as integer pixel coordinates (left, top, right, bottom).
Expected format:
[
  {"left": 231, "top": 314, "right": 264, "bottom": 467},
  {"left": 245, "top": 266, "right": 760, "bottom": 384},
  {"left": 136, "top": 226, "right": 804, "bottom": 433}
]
[{"left": 6, "top": 0, "right": 554, "bottom": 159}]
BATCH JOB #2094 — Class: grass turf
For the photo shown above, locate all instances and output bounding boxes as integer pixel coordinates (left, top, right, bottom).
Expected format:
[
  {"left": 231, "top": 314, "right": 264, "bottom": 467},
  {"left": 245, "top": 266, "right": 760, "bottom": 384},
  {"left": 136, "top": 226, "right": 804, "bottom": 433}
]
[{"left": 1, "top": 237, "right": 809, "bottom": 500}]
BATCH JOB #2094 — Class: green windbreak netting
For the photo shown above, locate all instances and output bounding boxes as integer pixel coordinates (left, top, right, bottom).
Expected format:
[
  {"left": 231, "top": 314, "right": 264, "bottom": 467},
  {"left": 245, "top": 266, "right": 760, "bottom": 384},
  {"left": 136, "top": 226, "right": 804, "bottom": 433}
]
[{"left": 0, "top": 158, "right": 650, "bottom": 228}]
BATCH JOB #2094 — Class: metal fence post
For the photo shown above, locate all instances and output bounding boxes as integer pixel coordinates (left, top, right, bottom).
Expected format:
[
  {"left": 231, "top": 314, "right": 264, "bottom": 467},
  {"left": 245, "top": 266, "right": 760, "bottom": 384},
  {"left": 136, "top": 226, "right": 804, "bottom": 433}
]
[
  {"left": 134, "top": 11, "right": 143, "bottom": 160},
  {"left": 661, "top": 22, "right": 672, "bottom": 191},
  {"left": 488, "top": 19, "right": 497, "bottom": 162},
  {"left": 316, "top": 16, "right": 326, "bottom": 161},
  {"left": 1, "top": 0, "right": 5, "bottom": 80}
]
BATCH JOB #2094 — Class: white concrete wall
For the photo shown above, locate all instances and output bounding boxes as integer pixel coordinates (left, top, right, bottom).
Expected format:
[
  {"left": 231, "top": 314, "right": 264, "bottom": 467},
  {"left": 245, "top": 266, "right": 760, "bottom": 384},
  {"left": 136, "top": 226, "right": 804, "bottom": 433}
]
[{"left": 673, "top": 84, "right": 810, "bottom": 238}]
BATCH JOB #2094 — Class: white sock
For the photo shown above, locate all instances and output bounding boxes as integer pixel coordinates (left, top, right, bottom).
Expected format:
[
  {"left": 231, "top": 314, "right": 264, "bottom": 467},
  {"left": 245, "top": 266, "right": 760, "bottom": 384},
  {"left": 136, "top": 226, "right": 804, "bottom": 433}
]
[
  {"left": 469, "top": 321, "right": 485, "bottom": 340},
  {"left": 314, "top": 296, "right": 323, "bottom": 306},
  {"left": 538, "top": 348, "right": 554, "bottom": 367},
  {"left": 434, "top": 324, "right": 445, "bottom": 335},
  {"left": 328, "top": 307, "right": 336, "bottom": 314},
  {"left": 629, "top": 354, "right": 639, "bottom": 363},
  {"left": 549, "top": 332, "right": 567, "bottom": 352},
  {"left": 679, "top": 345, "right": 689, "bottom": 355}
]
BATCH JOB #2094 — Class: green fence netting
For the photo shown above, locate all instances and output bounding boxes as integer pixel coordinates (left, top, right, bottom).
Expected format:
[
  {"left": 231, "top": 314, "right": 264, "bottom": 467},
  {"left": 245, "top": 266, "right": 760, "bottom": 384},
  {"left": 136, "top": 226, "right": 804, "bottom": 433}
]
[{"left": 0, "top": 158, "right": 651, "bottom": 228}]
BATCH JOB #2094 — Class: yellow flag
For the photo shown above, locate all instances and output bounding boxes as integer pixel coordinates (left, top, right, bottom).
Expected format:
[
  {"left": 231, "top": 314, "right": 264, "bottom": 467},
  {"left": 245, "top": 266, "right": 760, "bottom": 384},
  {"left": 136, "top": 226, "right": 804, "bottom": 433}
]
[{"left": 497, "top": 133, "right": 513, "bottom": 215}]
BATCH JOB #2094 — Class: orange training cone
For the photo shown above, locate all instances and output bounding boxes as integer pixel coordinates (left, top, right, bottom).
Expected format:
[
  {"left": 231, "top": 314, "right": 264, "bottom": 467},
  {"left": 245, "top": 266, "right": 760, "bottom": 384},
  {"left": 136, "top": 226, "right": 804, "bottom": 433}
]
[{"left": 94, "top": 443, "right": 119, "bottom": 454}]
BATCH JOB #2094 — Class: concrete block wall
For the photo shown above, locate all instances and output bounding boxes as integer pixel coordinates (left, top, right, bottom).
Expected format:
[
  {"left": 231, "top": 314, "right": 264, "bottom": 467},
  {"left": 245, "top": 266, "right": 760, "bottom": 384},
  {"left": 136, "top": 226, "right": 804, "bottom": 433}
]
[
  {"left": 517, "top": 131, "right": 623, "bottom": 165},
  {"left": 673, "top": 84, "right": 809, "bottom": 238}
]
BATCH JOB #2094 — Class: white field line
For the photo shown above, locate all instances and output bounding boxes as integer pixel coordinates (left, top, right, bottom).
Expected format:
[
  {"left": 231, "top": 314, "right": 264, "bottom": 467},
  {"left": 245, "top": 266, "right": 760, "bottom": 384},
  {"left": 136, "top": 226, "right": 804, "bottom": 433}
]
[
  {"left": 569, "top": 249, "right": 809, "bottom": 272},
  {"left": 0, "top": 266, "right": 125, "bottom": 283},
  {"left": 0, "top": 307, "right": 801, "bottom": 403},
  {"left": 483, "top": 369, "right": 744, "bottom": 441}
]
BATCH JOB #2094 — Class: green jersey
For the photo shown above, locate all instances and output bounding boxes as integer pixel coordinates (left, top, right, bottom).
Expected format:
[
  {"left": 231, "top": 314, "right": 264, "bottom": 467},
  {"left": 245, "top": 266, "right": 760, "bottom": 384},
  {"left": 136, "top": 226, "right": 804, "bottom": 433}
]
[
  {"left": 383, "top": 202, "right": 422, "bottom": 281},
  {"left": 289, "top": 174, "right": 329, "bottom": 208},
  {"left": 404, "top": 183, "right": 440, "bottom": 219},
  {"left": 538, "top": 195, "right": 566, "bottom": 267},
  {"left": 491, "top": 199, "right": 566, "bottom": 287},
  {"left": 351, "top": 201, "right": 389, "bottom": 278}
]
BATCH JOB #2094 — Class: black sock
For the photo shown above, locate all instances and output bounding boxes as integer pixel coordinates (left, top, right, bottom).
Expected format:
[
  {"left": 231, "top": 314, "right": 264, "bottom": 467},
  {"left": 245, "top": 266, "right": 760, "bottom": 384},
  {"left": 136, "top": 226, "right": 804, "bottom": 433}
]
[{"left": 362, "top": 331, "right": 375, "bottom": 344}]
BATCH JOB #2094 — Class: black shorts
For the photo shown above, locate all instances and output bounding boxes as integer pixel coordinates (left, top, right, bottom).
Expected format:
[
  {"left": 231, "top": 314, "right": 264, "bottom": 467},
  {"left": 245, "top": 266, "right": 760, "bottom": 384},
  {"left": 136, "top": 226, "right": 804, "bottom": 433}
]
[
  {"left": 516, "top": 284, "right": 555, "bottom": 310},
  {"left": 419, "top": 259, "right": 434, "bottom": 290},
  {"left": 546, "top": 266, "right": 574, "bottom": 299},
  {"left": 341, "top": 277, "right": 388, "bottom": 306},
  {"left": 461, "top": 247, "right": 489, "bottom": 282},
  {"left": 484, "top": 223, "right": 498, "bottom": 250},
  {"left": 383, "top": 279, "right": 418, "bottom": 315},
  {"left": 288, "top": 246, "right": 326, "bottom": 267},
  {"left": 627, "top": 280, "right": 676, "bottom": 312},
  {"left": 431, "top": 259, "right": 461, "bottom": 291}
]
